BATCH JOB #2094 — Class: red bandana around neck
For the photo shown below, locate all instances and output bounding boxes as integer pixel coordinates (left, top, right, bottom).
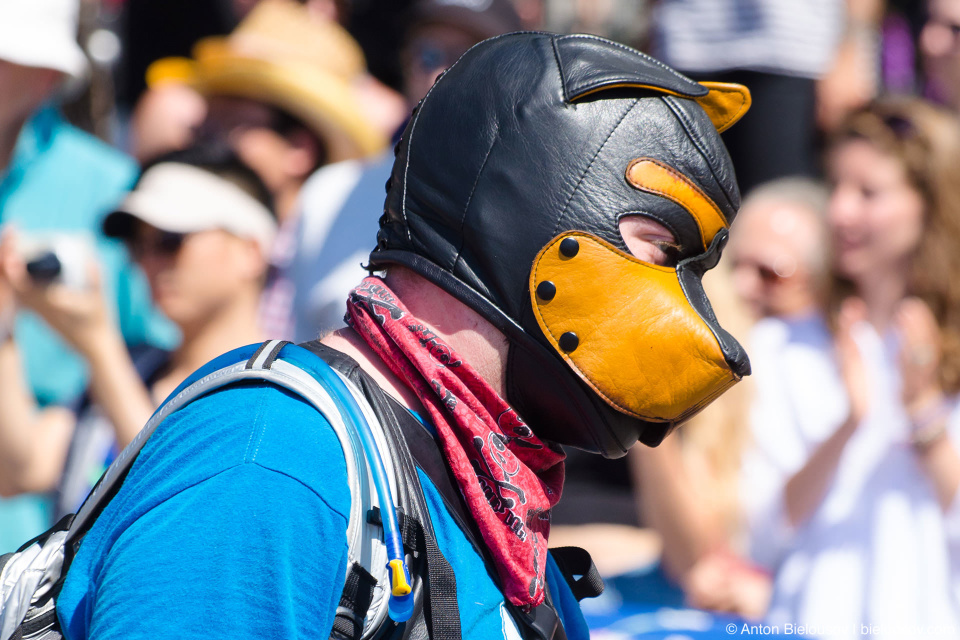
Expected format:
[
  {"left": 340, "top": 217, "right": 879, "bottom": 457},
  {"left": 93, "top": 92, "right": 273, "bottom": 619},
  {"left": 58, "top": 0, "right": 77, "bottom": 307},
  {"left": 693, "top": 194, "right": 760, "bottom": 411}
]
[{"left": 346, "top": 277, "right": 565, "bottom": 609}]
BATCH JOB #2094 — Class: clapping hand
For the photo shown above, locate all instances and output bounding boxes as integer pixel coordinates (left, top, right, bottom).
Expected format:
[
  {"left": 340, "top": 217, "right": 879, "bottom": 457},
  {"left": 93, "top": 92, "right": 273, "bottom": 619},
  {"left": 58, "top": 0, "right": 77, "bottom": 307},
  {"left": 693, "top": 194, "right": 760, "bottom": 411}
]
[
  {"left": 896, "top": 297, "right": 944, "bottom": 414},
  {"left": 684, "top": 549, "right": 772, "bottom": 621},
  {"left": 835, "top": 297, "right": 870, "bottom": 424}
]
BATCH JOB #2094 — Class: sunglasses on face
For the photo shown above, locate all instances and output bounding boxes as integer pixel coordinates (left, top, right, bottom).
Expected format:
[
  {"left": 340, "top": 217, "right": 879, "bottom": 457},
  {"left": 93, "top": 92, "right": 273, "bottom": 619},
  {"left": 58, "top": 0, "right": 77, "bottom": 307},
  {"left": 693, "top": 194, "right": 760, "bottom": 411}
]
[
  {"left": 127, "top": 230, "right": 187, "bottom": 261},
  {"left": 409, "top": 40, "right": 468, "bottom": 72}
]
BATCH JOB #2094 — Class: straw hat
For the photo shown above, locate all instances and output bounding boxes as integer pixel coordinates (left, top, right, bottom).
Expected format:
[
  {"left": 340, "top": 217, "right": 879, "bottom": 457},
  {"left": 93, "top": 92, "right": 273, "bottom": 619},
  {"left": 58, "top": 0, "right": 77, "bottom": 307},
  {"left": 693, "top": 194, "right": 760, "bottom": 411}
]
[
  {"left": 147, "top": 0, "right": 385, "bottom": 163},
  {"left": 0, "top": 0, "right": 88, "bottom": 80}
]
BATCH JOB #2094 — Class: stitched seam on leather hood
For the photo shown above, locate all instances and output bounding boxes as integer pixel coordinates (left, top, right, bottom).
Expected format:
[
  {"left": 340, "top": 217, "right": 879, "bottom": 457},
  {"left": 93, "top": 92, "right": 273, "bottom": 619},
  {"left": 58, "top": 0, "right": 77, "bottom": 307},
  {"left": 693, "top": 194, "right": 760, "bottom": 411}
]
[
  {"left": 560, "top": 34, "right": 696, "bottom": 88},
  {"left": 662, "top": 95, "right": 737, "bottom": 212},
  {"left": 551, "top": 98, "right": 640, "bottom": 237},
  {"left": 454, "top": 121, "right": 501, "bottom": 273},
  {"left": 552, "top": 35, "right": 570, "bottom": 103}
]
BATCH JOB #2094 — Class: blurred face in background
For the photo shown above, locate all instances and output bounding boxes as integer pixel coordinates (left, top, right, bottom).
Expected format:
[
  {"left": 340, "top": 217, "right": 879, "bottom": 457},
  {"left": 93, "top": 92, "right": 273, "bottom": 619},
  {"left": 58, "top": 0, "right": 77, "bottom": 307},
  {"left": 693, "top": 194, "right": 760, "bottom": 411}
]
[
  {"left": 728, "top": 200, "right": 824, "bottom": 319},
  {"left": 402, "top": 23, "right": 478, "bottom": 107},
  {"left": 922, "top": 0, "right": 960, "bottom": 108},
  {"left": 130, "top": 84, "right": 208, "bottom": 164},
  {"left": 827, "top": 139, "right": 925, "bottom": 283},
  {"left": 201, "top": 97, "right": 321, "bottom": 210},
  {"left": 130, "top": 223, "right": 266, "bottom": 331}
]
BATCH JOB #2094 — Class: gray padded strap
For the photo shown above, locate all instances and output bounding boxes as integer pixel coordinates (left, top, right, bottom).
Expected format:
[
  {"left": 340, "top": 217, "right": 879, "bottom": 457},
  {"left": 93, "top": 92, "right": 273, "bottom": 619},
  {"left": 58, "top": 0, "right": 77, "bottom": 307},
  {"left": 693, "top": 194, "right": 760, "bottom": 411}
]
[
  {"left": 70, "top": 345, "right": 387, "bottom": 552},
  {"left": 66, "top": 342, "right": 396, "bottom": 639}
]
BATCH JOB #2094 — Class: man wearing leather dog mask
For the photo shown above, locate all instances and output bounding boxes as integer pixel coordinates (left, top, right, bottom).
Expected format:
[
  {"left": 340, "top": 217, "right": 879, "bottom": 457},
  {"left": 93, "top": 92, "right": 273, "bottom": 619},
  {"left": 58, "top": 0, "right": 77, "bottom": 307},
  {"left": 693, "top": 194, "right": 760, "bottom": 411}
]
[{"left": 55, "top": 32, "right": 752, "bottom": 640}]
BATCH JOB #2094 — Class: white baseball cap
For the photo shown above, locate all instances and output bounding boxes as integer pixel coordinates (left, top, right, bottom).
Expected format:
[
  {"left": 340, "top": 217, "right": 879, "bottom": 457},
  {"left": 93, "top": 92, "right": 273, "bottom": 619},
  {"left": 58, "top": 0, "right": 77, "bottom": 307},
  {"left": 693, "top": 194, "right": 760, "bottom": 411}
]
[
  {"left": 0, "top": 0, "right": 88, "bottom": 80},
  {"left": 103, "top": 162, "right": 278, "bottom": 257}
]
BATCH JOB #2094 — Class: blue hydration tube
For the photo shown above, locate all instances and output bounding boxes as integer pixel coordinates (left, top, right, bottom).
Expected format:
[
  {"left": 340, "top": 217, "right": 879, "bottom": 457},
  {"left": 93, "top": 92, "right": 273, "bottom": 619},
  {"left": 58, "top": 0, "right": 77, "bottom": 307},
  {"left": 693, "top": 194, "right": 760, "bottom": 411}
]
[{"left": 310, "top": 357, "right": 414, "bottom": 623}]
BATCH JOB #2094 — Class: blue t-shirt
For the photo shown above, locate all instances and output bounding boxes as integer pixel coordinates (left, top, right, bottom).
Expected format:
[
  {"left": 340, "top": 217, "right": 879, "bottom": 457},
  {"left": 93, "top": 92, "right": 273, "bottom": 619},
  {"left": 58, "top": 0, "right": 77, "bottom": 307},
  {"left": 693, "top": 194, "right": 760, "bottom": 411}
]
[
  {"left": 56, "top": 347, "right": 589, "bottom": 639},
  {"left": 0, "top": 105, "right": 177, "bottom": 552}
]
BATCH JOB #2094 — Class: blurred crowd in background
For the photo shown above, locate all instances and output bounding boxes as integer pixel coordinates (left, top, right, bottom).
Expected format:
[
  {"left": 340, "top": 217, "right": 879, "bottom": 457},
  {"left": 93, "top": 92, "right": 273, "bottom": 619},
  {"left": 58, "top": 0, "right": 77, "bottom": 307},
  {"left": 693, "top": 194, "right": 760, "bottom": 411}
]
[{"left": 3, "top": 0, "right": 960, "bottom": 638}]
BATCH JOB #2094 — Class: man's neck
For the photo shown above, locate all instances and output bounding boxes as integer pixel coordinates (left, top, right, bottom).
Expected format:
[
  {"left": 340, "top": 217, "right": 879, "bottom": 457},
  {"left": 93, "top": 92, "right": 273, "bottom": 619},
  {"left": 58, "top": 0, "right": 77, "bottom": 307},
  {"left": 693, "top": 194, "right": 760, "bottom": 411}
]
[
  {"left": 320, "top": 269, "right": 510, "bottom": 414},
  {"left": 323, "top": 328, "right": 428, "bottom": 415}
]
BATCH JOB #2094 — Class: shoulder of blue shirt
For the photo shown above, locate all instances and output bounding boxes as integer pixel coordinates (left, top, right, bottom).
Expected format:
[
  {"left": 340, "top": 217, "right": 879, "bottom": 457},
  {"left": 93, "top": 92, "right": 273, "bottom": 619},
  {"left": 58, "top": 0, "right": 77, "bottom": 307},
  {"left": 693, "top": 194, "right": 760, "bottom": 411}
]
[{"left": 57, "top": 358, "right": 589, "bottom": 639}]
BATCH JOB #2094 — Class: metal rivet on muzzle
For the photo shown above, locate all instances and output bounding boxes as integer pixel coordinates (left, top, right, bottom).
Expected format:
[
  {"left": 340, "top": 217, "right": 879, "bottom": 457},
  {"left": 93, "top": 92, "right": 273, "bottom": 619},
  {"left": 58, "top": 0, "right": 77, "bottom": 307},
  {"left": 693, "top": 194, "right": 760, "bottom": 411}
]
[
  {"left": 536, "top": 281, "right": 556, "bottom": 301},
  {"left": 559, "top": 238, "right": 580, "bottom": 258},
  {"left": 559, "top": 332, "right": 579, "bottom": 352}
]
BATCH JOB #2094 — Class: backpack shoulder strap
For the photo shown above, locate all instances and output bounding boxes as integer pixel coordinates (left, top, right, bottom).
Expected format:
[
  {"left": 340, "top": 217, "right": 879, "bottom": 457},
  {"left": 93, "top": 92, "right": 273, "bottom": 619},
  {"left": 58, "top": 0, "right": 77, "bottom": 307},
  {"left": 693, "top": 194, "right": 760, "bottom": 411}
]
[
  {"left": 300, "top": 341, "right": 463, "bottom": 640},
  {"left": 67, "top": 342, "right": 278, "bottom": 547},
  {"left": 300, "top": 342, "right": 588, "bottom": 640},
  {"left": 6, "top": 340, "right": 453, "bottom": 640},
  {"left": 3, "top": 343, "right": 302, "bottom": 640},
  {"left": 548, "top": 547, "right": 604, "bottom": 602},
  {"left": 66, "top": 341, "right": 401, "bottom": 638}
]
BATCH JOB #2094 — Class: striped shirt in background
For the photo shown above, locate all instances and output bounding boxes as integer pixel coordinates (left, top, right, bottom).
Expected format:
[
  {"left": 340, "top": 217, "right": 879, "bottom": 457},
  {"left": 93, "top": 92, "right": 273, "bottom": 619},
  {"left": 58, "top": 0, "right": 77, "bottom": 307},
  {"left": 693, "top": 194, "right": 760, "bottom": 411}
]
[{"left": 653, "top": 0, "right": 845, "bottom": 79}]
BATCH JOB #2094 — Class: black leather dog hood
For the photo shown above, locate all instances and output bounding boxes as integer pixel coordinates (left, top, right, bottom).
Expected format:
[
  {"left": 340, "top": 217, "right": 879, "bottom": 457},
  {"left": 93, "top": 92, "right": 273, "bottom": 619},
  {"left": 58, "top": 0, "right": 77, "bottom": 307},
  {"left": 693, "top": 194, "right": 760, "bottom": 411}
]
[{"left": 370, "top": 32, "right": 749, "bottom": 457}]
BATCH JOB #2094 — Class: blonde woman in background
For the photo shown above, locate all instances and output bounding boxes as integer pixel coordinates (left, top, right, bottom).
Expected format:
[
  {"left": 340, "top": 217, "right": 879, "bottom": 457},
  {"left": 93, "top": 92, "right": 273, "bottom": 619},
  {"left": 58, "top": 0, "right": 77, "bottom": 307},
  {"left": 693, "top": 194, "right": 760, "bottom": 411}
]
[
  {"left": 745, "top": 98, "right": 960, "bottom": 639},
  {"left": 630, "top": 178, "right": 832, "bottom": 621},
  {"left": 630, "top": 264, "right": 763, "bottom": 618}
]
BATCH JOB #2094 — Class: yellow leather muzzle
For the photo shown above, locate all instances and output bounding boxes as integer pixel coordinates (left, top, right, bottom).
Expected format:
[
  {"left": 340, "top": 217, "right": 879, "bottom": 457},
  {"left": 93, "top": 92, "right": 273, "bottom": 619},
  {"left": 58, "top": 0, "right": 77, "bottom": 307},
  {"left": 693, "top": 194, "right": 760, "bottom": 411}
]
[{"left": 529, "top": 232, "right": 741, "bottom": 422}]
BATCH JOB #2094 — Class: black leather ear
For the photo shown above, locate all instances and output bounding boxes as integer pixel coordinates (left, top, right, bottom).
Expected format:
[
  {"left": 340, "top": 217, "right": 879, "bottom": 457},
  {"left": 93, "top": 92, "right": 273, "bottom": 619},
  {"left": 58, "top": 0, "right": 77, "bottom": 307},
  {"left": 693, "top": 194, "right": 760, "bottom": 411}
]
[{"left": 554, "top": 34, "right": 708, "bottom": 102}]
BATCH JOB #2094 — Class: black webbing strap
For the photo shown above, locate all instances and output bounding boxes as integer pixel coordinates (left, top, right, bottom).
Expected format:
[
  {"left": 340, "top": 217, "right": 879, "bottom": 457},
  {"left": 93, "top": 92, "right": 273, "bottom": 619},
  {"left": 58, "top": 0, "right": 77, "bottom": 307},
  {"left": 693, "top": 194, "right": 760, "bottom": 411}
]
[
  {"left": 418, "top": 515, "right": 460, "bottom": 640},
  {"left": 14, "top": 514, "right": 74, "bottom": 554},
  {"left": 510, "top": 600, "right": 561, "bottom": 640},
  {"left": 261, "top": 340, "right": 291, "bottom": 370},
  {"left": 398, "top": 512, "right": 420, "bottom": 558},
  {"left": 367, "top": 507, "right": 421, "bottom": 560},
  {"left": 548, "top": 546, "right": 604, "bottom": 601},
  {"left": 245, "top": 340, "right": 291, "bottom": 370},
  {"left": 300, "top": 341, "right": 464, "bottom": 639},
  {"left": 330, "top": 563, "right": 378, "bottom": 640},
  {"left": 244, "top": 340, "right": 273, "bottom": 368},
  {"left": 375, "top": 406, "right": 461, "bottom": 640},
  {"left": 372, "top": 504, "right": 462, "bottom": 639}
]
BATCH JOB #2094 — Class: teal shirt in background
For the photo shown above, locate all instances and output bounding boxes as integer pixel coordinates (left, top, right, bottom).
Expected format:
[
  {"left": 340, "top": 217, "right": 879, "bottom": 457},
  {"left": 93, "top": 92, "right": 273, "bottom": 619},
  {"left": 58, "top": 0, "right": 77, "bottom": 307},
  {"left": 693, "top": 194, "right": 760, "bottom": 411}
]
[{"left": 0, "top": 105, "right": 178, "bottom": 553}]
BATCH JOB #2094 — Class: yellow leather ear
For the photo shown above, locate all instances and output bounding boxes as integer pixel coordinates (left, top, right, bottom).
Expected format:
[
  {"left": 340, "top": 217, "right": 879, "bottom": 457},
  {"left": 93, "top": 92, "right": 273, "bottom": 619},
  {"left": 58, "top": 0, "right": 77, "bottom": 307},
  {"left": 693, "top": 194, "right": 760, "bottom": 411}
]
[{"left": 695, "top": 82, "right": 751, "bottom": 133}]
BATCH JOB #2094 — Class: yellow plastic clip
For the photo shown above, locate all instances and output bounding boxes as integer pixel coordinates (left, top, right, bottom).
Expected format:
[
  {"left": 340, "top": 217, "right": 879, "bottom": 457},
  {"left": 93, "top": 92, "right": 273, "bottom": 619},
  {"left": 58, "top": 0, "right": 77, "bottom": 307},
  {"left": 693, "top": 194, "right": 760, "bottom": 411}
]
[{"left": 388, "top": 559, "right": 412, "bottom": 596}]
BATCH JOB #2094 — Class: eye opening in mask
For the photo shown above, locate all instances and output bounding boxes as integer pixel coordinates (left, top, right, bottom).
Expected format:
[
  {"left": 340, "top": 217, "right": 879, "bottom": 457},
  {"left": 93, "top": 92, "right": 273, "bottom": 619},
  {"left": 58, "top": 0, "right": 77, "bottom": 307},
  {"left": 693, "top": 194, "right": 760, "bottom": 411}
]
[{"left": 618, "top": 214, "right": 684, "bottom": 267}]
